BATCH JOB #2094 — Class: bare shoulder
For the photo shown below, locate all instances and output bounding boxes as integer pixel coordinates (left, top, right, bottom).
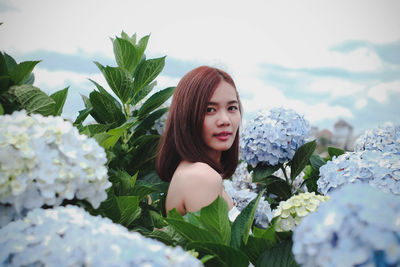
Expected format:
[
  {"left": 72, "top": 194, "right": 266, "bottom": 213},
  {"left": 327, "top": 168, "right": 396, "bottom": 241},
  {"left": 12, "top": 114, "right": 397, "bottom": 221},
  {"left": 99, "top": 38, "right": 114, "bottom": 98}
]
[{"left": 176, "top": 161, "right": 222, "bottom": 186}]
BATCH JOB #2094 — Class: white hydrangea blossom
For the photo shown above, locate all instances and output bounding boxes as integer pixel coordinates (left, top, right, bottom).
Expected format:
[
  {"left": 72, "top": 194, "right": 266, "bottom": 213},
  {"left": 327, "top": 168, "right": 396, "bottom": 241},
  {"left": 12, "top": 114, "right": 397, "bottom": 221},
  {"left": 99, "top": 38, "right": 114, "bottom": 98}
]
[
  {"left": 0, "top": 205, "right": 203, "bottom": 267},
  {"left": 354, "top": 123, "right": 400, "bottom": 154},
  {"left": 317, "top": 150, "right": 400, "bottom": 196},
  {"left": 240, "top": 107, "right": 310, "bottom": 167},
  {"left": 292, "top": 183, "right": 400, "bottom": 267},
  {"left": 0, "top": 110, "right": 111, "bottom": 215},
  {"left": 224, "top": 179, "right": 272, "bottom": 229},
  {"left": 271, "top": 192, "right": 329, "bottom": 232}
]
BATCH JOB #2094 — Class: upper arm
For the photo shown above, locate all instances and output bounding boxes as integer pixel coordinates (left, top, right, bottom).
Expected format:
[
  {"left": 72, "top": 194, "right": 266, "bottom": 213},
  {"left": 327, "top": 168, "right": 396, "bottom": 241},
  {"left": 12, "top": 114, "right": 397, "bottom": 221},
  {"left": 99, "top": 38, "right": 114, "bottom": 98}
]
[{"left": 182, "top": 163, "right": 223, "bottom": 213}]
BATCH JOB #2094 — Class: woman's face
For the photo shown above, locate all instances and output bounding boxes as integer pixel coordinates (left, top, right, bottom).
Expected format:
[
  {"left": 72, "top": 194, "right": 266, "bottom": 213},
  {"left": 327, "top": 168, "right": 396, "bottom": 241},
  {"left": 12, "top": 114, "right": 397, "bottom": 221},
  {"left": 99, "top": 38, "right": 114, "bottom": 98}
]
[{"left": 202, "top": 80, "right": 241, "bottom": 161}]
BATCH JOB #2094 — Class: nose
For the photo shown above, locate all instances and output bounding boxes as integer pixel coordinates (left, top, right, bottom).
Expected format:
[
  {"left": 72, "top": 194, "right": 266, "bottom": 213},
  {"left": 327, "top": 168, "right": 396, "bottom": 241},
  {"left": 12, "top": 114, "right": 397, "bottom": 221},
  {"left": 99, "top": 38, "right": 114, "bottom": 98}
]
[{"left": 217, "top": 110, "right": 230, "bottom": 127}]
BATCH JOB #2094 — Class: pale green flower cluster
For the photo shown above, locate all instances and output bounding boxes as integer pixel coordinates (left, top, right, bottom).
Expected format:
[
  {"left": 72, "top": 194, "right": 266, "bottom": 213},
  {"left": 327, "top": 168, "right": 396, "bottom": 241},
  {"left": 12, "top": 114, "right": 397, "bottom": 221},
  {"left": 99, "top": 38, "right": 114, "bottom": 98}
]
[
  {"left": 0, "top": 110, "right": 111, "bottom": 214},
  {"left": 272, "top": 192, "right": 329, "bottom": 232}
]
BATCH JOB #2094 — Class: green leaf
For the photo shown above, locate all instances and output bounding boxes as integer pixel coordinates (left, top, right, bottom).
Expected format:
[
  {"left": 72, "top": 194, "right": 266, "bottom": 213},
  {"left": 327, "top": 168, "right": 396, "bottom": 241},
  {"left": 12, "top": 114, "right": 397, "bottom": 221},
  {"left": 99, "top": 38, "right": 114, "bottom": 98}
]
[
  {"left": 187, "top": 242, "right": 249, "bottom": 267},
  {"left": 0, "top": 103, "right": 4, "bottom": 115},
  {"left": 252, "top": 164, "right": 281, "bottom": 183},
  {"left": 133, "top": 107, "right": 168, "bottom": 137},
  {"left": 244, "top": 236, "right": 275, "bottom": 266},
  {"left": 101, "top": 66, "right": 133, "bottom": 104},
  {"left": 167, "top": 208, "right": 185, "bottom": 221},
  {"left": 10, "top": 61, "right": 41, "bottom": 85},
  {"left": 89, "top": 79, "right": 122, "bottom": 110},
  {"left": 136, "top": 35, "right": 150, "bottom": 61},
  {"left": 327, "top": 146, "right": 345, "bottom": 158},
  {"left": 166, "top": 218, "right": 221, "bottom": 243},
  {"left": 113, "top": 37, "right": 138, "bottom": 75},
  {"left": 231, "top": 189, "right": 265, "bottom": 249},
  {"left": 0, "top": 75, "right": 10, "bottom": 92},
  {"left": 130, "top": 80, "right": 156, "bottom": 105},
  {"left": 89, "top": 90, "right": 125, "bottom": 126},
  {"left": 80, "top": 123, "right": 110, "bottom": 137},
  {"left": 256, "top": 240, "right": 299, "bottom": 267},
  {"left": 265, "top": 177, "right": 292, "bottom": 200},
  {"left": 3, "top": 52, "right": 17, "bottom": 73},
  {"left": 290, "top": 140, "right": 317, "bottom": 181},
  {"left": 133, "top": 56, "right": 165, "bottom": 94},
  {"left": 24, "top": 73, "right": 35, "bottom": 85},
  {"left": 0, "top": 52, "right": 8, "bottom": 76},
  {"left": 50, "top": 87, "right": 69, "bottom": 116},
  {"left": 116, "top": 195, "right": 140, "bottom": 226},
  {"left": 309, "top": 154, "right": 326, "bottom": 171},
  {"left": 12, "top": 84, "right": 55, "bottom": 116},
  {"left": 199, "top": 196, "right": 231, "bottom": 245},
  {"left": 73, "top": 107, "right": 93, "bottom": 126},
  {"left": 137, "top": 87, "right": 174, "bottom": 118}
]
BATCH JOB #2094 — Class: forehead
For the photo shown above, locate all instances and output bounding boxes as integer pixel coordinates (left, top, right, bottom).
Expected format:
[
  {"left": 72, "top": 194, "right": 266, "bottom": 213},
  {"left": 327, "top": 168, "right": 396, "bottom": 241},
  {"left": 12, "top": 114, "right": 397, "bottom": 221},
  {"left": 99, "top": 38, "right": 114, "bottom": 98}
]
[{"left": 209, "top": 81, "right": 238, "bottom": 102}]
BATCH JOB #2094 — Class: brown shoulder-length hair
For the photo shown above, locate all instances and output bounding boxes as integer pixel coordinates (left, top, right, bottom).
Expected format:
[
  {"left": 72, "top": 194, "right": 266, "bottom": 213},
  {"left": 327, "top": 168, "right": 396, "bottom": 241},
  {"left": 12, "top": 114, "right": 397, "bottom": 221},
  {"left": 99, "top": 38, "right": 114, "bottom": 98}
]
[{"left": 156, "top": 66, "right": 242, "bottom": 182}]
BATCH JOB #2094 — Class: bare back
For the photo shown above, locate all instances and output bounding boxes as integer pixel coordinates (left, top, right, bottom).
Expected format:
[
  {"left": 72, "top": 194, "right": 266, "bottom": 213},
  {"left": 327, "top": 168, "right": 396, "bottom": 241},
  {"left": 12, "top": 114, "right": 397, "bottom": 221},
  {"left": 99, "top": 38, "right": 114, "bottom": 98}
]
[{"left": 165, "top": 161, "right": 234, "bottom": 215}]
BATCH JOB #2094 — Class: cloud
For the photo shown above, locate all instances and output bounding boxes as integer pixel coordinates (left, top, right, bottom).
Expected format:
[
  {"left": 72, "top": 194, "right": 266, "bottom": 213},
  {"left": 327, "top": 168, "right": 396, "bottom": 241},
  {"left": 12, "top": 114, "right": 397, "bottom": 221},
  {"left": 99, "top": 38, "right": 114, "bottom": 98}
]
[
  {"left": 367, "top": 80, "right": 400, "bottom": 103},
  {"left": 355, "top": 98, "right": 368, "bottom": 110},
  {"left": 308, "top": 78, "right": 365, "bottom": 98}
]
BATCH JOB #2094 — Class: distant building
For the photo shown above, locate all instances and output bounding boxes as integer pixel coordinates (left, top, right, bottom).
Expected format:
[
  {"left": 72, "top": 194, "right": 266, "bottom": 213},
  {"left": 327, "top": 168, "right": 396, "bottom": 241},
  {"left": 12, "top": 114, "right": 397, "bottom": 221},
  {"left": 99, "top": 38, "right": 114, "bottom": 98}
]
[{"left": 332, "top": 119, "right": 354, "bottom": 151}]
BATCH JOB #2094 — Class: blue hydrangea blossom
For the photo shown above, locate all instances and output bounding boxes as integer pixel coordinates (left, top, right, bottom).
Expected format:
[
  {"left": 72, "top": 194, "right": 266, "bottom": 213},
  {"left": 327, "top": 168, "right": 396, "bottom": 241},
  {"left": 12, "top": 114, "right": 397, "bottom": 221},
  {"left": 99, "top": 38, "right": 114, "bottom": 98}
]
[
  {"left": 317, "top": 150, "right": 400, "bottom": 196},
  {"left": 0, "top": 205, "right": 202, "bottom": 266},
  {"left": 240, "top": 107, "right": 310, "bottom": 167},
  {"left": 292, "top": 183, "right": 400, "bottom": 267},
  {"left": 354, "top": 123, "right": 400, "bottom": 154}
]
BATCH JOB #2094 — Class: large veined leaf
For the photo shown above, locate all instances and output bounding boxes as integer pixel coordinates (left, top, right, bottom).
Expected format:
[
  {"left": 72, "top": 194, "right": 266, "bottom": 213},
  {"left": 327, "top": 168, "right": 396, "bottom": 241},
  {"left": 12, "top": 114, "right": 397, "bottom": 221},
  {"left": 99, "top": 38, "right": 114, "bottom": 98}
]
[
  {"left": 243, "top": 236, "right": 274, "bottom": 266},
  {"left": 133, "top": 107, "right": 169, "bottom": 138},
  {"left": 309, "top": 154, "right": 325, "bottom": 171},
  {"left": 137, "top": 87, "right": 174, "bottom": 119},
  {"left": 101, "top": 66, "right": 133, "bottom": 104},
  {"left": 89, "top": 78, "right": 122, "bottom": 110},
  {"left": 113, "top": 37, "right": 138, "bottom": 75},
  {"left": 290, "top": 140, "right": 317, "bottom": 181},
  {"left": 0, "top": 52, "right": 8, "bottom": 76},
  {"left": 50, "top": 87, "right": 69, "bottom": 116},
  {"left": 136, "top": 35, "right": 150, "bottom": 61},
  {"left": 12, "top": 84, "right": 55, "bottom": 116},
  {"left": 10, "top": 61, "right": 41, "bottom": 85},
  {"left": 230, "top": 189, "right": 265, "bottom": 249},
  {"left": 0, "top": 103, "right": 4, "bottom": 115},
  {"left": 89, "top": 90, "right": 125, "bottom": 126},
  {"left": 199, "top": 196, "right": 231, "bottom": 245},
  {"left": 132, "top": 56, "right": 165, "bottom": 94},
  {"left": 130, "top": 80, "right": 156, "bottom": 105},
  {"left": 116, "top": 195, "right": 140, "bottom": 227},
  {"left": 0, "top": 75, "right": 10, "bottom": 92},
  {"left": 256, "top": 240, "right": 299, "bottom": 267},
  {"left": 80, "top": 123, "right": 110, "bottom": 137},
  {"left": 3, "top": 52, "right": 17, "bottom": 73},
  {"left": 187, "top": 242, "right": 249, "bottom": 267},
  {"left": 166, "top": 218, "right": 222, "bottom": 243},
  {"left": 252, "top": 164, "right": 281, "bottom": 183}
]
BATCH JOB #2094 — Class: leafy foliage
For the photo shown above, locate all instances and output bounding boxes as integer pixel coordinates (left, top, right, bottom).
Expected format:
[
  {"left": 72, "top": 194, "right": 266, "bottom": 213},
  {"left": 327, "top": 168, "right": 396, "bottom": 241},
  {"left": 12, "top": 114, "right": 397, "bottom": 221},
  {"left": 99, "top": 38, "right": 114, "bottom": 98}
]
[{"left": 0, "top": 52, "right": 68, "bottom": 116}]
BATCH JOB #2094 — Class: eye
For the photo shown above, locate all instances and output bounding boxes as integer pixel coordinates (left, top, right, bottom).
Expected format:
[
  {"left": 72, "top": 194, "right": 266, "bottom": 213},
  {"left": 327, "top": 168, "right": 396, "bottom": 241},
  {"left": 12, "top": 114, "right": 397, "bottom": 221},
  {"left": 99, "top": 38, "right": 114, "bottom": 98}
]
[
  {"left": 228, "top": 105, "right": 239, "bottom": 111},
  {"left": 206, "top": 107, "right": 216, "bottom": 113}
]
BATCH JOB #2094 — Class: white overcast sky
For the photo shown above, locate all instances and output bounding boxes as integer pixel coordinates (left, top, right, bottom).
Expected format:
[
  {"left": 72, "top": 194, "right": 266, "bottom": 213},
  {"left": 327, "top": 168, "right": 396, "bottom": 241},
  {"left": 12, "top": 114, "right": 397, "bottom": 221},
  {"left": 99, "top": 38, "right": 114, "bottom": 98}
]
[{"left": 1, "top": 0, "right": 400, "bottom": 135}]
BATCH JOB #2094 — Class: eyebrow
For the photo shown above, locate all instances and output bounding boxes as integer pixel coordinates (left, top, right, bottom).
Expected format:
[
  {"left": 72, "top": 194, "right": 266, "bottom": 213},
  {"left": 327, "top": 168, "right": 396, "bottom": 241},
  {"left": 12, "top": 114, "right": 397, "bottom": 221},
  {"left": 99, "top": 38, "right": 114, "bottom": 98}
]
[{"left": 207, "top": 100, "right": 239, "bottom": 106}]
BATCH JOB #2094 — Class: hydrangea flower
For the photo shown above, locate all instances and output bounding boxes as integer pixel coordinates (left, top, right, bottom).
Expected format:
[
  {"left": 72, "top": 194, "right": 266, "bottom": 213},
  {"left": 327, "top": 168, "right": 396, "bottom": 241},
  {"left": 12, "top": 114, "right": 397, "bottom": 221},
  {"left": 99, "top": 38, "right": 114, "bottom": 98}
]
[
  {"left": 240, "top": 107, "right": 310, "bottom": 167},
  {"left": 224, "top": 179, "right": 272, "bottom": 229},
  {"left": 317, "top": 150, "right": 400, "bottom": 196},
  {"left": 0, "top": 110, "right": 111, "bottom": 215},
  {"left": 292, "top": 183, "right": 400, "bottom": 267},
  {"left": 271, "top": 192, "right": 329, "bottom": 232},
  {"left": 230, "top": 161, "right": 257, "bottom": 191},
  {"left": 0, "top": 205, "right": 202, "bottom": 266},
  {"left": 354, "top": 123, "right": 400, "bottom": 154}
]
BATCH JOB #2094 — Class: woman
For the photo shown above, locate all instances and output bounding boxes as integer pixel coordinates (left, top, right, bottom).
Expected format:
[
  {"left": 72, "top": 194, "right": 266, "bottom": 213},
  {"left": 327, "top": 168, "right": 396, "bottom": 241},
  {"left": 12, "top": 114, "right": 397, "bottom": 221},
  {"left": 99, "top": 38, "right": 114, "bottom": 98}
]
[{"left": 156, "top": 66, "right": 242, "bottom": 220}]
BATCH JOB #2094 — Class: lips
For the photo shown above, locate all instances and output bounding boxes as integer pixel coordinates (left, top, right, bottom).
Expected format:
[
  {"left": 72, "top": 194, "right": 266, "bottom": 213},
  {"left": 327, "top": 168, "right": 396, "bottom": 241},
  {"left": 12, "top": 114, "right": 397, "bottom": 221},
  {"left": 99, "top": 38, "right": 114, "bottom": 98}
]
[{"left": 213, "top": 131, "right": 232, "bottom": 141}]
